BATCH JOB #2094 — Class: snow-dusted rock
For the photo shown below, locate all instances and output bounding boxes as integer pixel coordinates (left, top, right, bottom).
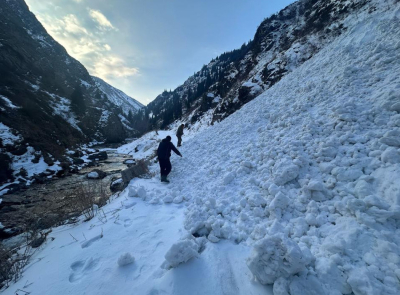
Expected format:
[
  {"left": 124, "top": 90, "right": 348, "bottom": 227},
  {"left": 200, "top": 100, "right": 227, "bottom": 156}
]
[
  {"left": 86, "top": 169, "right": 106, "bottom": 179},
  {"left": 247, "top": 234, "right": 307, "bottom": 285},
  {"left": 87, "top": 171, "right": 99, "bottom": 179}
]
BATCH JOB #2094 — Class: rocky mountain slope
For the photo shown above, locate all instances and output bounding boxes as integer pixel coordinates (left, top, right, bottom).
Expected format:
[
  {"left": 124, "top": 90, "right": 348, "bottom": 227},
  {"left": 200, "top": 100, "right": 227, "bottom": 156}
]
[
  {"left": 0, "top": 0, "right": 142, "bottom": 184},
  {"left": 92, "top": 76, "right": 143, "bottom": 116},
  {"left": 133, "top": 0, "right": 385, "bottom": 133}
]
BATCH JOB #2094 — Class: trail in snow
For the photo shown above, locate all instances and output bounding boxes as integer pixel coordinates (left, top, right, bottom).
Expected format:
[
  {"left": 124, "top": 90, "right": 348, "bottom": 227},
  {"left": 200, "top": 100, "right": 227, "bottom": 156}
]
[{"left": 4, "top": 178, "right": 270, "bottom": 295}]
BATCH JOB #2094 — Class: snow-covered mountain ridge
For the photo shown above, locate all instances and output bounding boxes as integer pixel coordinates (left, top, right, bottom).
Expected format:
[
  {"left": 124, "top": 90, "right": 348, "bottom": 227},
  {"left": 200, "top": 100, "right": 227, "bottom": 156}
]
[
  {"left": 0, "top": 0, "right": 142, "bottom": 185},
  {"left": 92, "top": 76, "right": 143, "bottom": 115},
  {"left": 4, "top": 0, "right": 400, "bottom": 294}
]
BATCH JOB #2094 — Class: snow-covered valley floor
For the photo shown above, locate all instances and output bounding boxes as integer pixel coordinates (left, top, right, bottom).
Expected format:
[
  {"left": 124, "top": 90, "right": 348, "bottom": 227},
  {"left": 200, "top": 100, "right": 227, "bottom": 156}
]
[{"left": 3, "top": 2, "right": 400, "bottom": 295}]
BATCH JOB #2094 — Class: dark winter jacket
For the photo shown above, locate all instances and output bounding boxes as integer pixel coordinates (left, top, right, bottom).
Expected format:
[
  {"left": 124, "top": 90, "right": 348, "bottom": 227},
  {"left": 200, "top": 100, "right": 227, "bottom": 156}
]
[
  {"left": 176, "top": 125, "right": 184, "bottom": 136},
  {"left": 157, "top": 139, "right": 181, "bottom": 159}
]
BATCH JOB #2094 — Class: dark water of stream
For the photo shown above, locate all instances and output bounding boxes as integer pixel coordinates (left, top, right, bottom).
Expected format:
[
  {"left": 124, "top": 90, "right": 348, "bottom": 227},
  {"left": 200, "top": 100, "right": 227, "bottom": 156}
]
[{"left": 0, "top": 149, "right": 132, "bottom": 240}]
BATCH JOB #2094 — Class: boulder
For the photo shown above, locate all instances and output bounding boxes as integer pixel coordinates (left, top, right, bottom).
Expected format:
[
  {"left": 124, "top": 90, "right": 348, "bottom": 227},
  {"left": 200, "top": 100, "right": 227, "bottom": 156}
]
[
  {"left": 110, "top": 178, "right": 125, "bottom": 192},
  {"left": 72, "top": 157, "right": 85, "bottom": 165},
  {"left": 123, "top": 159, "right": 136, "bottom": 167},
  {"left": 87, "top": 169, "right": 107, "bottom": 179},
  {"left": 88, "top": 151, "right": 108, "bottom": 161}
]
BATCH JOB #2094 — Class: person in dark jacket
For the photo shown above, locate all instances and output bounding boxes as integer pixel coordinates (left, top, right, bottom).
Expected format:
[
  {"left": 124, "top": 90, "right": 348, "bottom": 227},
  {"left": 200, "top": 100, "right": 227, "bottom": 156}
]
[
  {"left": 176, "top": 124, "right": 185, "bottom": 147},
  {"left": 157, "top": 136, "right": 182, "bottom": 183}
]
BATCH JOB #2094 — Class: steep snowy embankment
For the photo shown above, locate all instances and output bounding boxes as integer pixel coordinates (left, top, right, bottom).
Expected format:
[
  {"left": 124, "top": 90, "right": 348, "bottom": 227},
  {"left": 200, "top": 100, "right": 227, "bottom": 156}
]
[
  {"left": 150, "top": 4, "right": 400, "bottom": 294},
  {"left": 3, "top": 3, "right": 400, "bottom": 295}
]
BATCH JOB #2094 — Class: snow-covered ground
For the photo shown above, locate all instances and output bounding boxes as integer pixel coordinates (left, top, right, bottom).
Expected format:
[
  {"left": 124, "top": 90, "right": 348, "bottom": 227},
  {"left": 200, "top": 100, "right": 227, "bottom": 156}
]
[
  {"left": 3, "top": 178, "right": 269, "bottom": 295},
  {"left": 3, "top": 2, "right": 400, "bottom": 295}
]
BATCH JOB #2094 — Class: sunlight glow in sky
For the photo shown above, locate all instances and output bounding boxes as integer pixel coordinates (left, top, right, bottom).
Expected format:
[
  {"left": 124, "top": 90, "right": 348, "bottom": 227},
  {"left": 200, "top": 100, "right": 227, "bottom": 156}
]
[{"left": 26, "top": 0, "right": 295, "bottom": 105}]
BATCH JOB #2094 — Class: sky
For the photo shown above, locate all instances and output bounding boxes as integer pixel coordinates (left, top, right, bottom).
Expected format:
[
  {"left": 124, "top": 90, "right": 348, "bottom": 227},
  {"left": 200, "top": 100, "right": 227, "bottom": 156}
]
[{"left": 25, "top": 0, "right": 296, "bottom": 105}]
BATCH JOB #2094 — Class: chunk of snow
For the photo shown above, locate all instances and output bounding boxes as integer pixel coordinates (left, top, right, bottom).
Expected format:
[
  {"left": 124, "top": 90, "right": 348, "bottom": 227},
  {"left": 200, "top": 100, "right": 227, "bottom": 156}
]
[
  {"left": 273, "top": 159, "right": 299, "bottom": 185},
  {"left": 223, "top": 172, "right": 235, "bottom": 185},
  {"left": 381, "top": 147, "right": 400, "bottom": 163},
  {"left": 247, "top": 234, "right": 307, "bottom": 285},
  {"left": 117, "top": 253, "right": 135, "bottom": 266},
  {"left": 163, "top": 239, "right": 199, "bottom": 268}
]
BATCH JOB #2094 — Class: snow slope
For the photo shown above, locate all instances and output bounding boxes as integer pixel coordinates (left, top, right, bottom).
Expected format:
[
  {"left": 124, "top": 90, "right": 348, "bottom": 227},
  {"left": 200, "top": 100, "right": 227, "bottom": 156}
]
[{"left": 4, "top": 2, "right": 400, "bottom": 295}]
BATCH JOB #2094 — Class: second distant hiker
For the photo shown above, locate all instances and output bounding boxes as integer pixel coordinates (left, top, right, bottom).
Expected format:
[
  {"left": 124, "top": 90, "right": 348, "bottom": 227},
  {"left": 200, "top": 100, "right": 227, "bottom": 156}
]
[
  {"left": 176, "top": 124, "right": 185, "bottom": 147},
  {"left": 157, "top": 136, "right": 182, "bottom": 183}
]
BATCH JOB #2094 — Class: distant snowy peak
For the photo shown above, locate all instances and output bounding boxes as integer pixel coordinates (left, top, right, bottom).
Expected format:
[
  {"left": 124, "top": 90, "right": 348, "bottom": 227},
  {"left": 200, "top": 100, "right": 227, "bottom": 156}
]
[{"left": 92, "top": 76, "right": 143, "bottom": 115}]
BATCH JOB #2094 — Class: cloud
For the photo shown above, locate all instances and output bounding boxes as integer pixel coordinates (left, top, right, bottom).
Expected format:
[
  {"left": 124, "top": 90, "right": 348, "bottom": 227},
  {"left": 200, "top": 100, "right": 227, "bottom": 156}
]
[
  {"left": 92, "top": 56, "right": 139, "bottom": 79},
  {"left": 35, "top": 12, "right": 138, "bottom": 82},
  {"left": 88, "top": 9, "right": 115, "bottom": 30}
]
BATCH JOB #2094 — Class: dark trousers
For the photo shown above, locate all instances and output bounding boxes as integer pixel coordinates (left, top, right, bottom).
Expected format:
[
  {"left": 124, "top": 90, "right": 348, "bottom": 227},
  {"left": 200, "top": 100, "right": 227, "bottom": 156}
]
[
  {"left": 177, "top": 135, "right": 182, "bottom": 147},
  {"left": 159, "top": 158, "right": 172, "bottom": 176}
]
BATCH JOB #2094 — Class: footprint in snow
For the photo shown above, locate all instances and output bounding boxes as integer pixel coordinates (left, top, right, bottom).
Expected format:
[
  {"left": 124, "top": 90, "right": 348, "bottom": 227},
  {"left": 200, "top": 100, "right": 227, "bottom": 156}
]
[
  {"left": 134, "top": 215, "right": 147, "bottom": 221},
  {"left": 69, "top": 257, "right": 101, "bottom": 283},
  {"left": 153, "top": 229, "right": 164, "bottom": 238},
  {"left": 153, "top": 241, "right": 164, "bottom": 253},
  {"left": 140, "top": 240, "right": 150, "bottom": 247},
  {"left": 124, "top": 218, "right": 133, "bottom": 228},
  {"left": 124, "top": 202, "right": 136, "bottom": 209},
  {"left": 138, "top": 232, "right": 148, "bottom": 238}
]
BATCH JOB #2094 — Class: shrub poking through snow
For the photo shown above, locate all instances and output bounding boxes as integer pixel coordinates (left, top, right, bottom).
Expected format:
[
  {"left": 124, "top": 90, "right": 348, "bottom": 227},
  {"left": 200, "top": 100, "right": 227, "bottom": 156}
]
[
  {"left": 163, "top": 239, "right": 200, "bottom": 269},
  {"left": 70, "top": 181, "right": 108, "bottom": 221},
  {"left": 117, "top": 253, "right": 135, "bottom": 267},
  {"left": 247, "top": 234, "right": 307, "bottom": 285}
]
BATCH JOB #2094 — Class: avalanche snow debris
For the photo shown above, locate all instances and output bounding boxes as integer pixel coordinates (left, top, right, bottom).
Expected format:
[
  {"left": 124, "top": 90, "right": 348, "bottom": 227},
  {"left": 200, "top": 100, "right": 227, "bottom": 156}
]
[
  {"left": 163, "top": 238, "right": 201, "bottom": 269},
  {"left": 247, "top": 234, "right": 308, "bottom": 285},
  {"left": 157, "top": 2, "right": 400, "bottom": 294}
]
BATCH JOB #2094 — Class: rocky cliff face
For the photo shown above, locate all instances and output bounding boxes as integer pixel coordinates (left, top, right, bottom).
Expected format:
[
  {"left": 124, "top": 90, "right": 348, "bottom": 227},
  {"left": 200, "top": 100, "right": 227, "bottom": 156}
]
[
  {"left": 135, "top": 0, "right": 374, "bottom": 131},
  {"left": 0, "top": 0, "right": 142, "bottom": 184}
]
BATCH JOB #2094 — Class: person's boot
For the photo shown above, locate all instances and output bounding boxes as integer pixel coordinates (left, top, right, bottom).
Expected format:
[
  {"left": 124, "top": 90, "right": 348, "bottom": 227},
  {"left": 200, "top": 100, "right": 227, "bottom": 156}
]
[{"left": 161, "top": 175, "right": 170, "bottom": 183}]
